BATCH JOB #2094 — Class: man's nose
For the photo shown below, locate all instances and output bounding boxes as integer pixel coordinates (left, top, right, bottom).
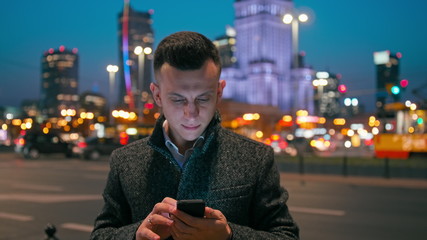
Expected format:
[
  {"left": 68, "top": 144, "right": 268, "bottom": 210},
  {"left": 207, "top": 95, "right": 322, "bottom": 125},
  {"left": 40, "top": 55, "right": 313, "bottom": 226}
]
[{"left": 184, "top": 102, "right": 199, "bottom": 118}]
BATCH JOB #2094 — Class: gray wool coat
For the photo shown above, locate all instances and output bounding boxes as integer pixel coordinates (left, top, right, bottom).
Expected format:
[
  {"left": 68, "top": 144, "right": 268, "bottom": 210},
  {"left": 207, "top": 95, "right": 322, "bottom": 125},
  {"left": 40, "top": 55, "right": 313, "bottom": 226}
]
[{"left": 90, "top": 113, "right": 299, "bottom": 239}]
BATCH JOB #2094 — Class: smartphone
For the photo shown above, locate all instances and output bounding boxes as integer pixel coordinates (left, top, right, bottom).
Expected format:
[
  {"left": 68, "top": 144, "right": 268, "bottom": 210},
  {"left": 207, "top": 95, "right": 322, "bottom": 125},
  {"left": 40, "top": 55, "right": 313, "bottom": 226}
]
[{"left": 177, "top": 199, "right": 206, "bottom": 218}]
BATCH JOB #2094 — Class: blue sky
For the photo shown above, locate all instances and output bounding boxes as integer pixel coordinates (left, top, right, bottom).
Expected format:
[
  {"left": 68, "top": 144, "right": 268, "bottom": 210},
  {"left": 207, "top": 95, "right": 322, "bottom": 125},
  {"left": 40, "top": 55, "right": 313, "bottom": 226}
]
[{"left": 1, "top": 0, "right": 426, "bottom": 113}]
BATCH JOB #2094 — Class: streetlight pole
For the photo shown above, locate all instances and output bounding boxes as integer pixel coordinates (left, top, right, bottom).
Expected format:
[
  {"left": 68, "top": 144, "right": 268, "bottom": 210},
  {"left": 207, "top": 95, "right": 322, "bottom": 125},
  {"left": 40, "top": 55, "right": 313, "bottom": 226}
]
[
  {"left": 134, "top": 46, "right": 152, "bottom": 123},
  {"left": 106, "top": 64, "right": 119, "bottom": 125},
  {"left": 283, "top": 13, "right": 308, "bottom": 68}
]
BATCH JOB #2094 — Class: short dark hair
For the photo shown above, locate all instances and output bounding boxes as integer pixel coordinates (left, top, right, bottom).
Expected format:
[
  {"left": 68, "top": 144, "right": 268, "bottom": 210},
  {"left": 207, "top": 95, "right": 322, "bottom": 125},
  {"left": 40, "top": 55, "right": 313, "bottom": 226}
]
[{"left": 154, "top": 31, "right": 221, "bottom": 75}]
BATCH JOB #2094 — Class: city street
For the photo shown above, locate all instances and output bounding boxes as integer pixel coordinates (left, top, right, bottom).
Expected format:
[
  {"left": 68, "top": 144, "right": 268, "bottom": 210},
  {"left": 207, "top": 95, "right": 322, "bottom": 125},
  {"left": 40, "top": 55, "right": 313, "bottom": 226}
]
[{"left": 1, "top": 151, "right": 427, "bottom": 240}]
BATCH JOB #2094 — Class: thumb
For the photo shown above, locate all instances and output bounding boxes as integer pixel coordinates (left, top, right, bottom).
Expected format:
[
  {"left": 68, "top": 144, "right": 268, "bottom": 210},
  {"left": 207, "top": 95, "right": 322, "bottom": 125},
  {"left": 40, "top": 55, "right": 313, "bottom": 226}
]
[{"left": 205, "top": 207, "right": 224, "bottom": 220}]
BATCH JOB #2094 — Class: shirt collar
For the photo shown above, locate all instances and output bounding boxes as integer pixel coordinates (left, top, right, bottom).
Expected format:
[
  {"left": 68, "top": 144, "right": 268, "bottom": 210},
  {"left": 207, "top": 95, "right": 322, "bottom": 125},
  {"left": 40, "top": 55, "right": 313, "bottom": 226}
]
[{"left": 162, "top": 120, "right": 205, "bottom": 167}]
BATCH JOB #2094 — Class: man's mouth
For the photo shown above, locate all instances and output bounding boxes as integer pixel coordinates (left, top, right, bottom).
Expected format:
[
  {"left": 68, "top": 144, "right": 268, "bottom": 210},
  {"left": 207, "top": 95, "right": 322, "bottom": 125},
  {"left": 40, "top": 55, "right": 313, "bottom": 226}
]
[{"left": 182, "top": 124, "right": 200, "bottom": 130}]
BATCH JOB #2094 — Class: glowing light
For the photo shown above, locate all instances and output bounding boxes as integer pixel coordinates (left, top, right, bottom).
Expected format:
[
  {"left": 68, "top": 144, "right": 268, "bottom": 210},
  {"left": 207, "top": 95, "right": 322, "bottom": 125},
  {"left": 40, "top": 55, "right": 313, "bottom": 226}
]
[
  {"left": 410, "top": 103, "right": 417, "bottom": 110},
  {"left": 271, "top": 134, "right": 280, "bottom": 141},
  {"left": 126, "top": 128, "right": 138, "bottom": 135},
  {"left": 372, "top": 127, "right": 380, "bottom": 135},
  {"left": 282, "top": 115, "right": 292, "bottom": 122},
  {"left": 296, "top": 110, "right": 308, "bottom": 117},
  {"left": 112, "top": 110, "right": 119, "bottom": 118},
  {"left": 351, "top": 98, "right": 359, "bottom": 106},
  {"left": 344, "top": 141, "right": 352, "bottom": 148},
  {"left": 298, "top": 13, "right": 308, "bottom": 22},
  {"left": 134, "top": 46, "right": 143, "bottom": 55},
  {"left": 316, "top": 71, "right": 329, "bottom": 79},
  {"left": 107, "top": 65, "right": 119, "bottom": 73},
  {"left": 400, "top": 79, "right": 408, "bottom": 88},
  {"left": 43, "top": 127, "right": 49, "bottom": 134},
  {"left": 1, "top": 124, "right": 7, "bottom": 130},
  {"left": 256, "top": 131, "right": 263, "bottom": 139},
  {"left": 408, "top": 127, "right": 415, "bottom": 133},
  {"left": 144, "top": 103, "right": 154, "bottom": 109},
  {"left": 282, "top": 14, "right": 293, "bottom": 24},
  {"left": 86, "top": 112, "right": 94, "bottom": 120},
  {"left": 333, "top": 118, "right": 346, "bottom": 125},
  {"left": 144, "top": 47, "right": 152, "bottom": 55},
  {"left": 59, "top": 45, "right": 65, "bottom": 52},
  {"left": 405, "top": 100, "right": 412, "bottom": 107},
  {"left": 338, "top": 84, "right": 347, "bottom": 93},
  {"left": 391, "top": 86, "right": 400, "bottom": 95}
]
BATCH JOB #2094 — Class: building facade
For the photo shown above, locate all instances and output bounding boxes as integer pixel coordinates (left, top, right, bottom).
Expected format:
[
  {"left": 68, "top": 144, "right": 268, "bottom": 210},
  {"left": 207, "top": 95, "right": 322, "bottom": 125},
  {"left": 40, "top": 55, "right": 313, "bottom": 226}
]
[
  {"left": 40, "top": 46, "right": 79, "bottom": 118},
  {"left": 219, "top": 0, "right": 315, "bottom": 114}
]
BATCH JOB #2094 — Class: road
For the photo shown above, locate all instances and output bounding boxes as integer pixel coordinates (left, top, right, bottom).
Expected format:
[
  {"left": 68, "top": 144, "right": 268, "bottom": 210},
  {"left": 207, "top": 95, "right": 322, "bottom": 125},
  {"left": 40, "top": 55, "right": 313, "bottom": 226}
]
[{"left": 0, "top": 151, "right": 426, "bottom": 240}]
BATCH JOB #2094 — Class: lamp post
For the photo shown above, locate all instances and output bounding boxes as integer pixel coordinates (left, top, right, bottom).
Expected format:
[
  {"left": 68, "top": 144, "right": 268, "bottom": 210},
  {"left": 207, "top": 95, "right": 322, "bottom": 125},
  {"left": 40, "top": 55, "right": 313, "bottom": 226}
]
[
  {"left": 106, "top": 64, "right": 119, "bottom": 125},
  {"left": 134, "top": 46, "right": 152, "bottom": 123},
  {"left": 283, "top": 13, "right": 308, "bottom": 68}
]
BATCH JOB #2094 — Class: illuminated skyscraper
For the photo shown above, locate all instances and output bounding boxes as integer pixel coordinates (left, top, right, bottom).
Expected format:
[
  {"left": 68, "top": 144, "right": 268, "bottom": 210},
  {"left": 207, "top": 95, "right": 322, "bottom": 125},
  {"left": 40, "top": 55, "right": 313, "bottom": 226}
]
[
  {"left": 118, "top": 4, "right": 154, "bottom": 110},
  {"left": 40, "top": 46, "right": 79, "bottom": 118},
  {"left": 221, "top": 0, "right": 294, "bottom": 112}
]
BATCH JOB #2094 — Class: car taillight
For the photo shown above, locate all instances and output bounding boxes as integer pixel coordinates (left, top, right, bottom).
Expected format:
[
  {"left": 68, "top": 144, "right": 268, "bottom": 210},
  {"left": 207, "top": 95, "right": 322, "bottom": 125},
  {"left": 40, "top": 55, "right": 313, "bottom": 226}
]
[
  {"left": 16, "top": 138, "right": 25, "bottom": 146},
  {"left": 77, "top": 142, "right": 88, "bottom": 148}
]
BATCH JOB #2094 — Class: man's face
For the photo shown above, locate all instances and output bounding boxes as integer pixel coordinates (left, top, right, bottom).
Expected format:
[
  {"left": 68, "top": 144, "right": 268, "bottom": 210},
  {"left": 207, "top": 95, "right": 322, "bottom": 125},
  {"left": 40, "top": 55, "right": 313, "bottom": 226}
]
[{"left": 151, "top": 60, "right": 226, "bottom": 149}]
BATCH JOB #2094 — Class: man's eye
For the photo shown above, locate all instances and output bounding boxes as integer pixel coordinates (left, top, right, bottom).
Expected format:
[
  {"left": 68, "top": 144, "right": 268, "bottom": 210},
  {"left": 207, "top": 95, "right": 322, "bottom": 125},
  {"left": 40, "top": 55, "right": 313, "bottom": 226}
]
[
  {"left": 197, "top": 98, "right": 210, "bottom": 103},
  {"left": 171, "top": 99, "right": 185, "bottom": 103}
]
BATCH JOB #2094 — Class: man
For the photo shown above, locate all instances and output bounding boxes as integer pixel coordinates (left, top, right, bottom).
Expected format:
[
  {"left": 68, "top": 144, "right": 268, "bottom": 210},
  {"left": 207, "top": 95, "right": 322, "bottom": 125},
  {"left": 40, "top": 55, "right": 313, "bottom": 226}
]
[{"left": 91, "top": 31, "right": 299, "bottom": 240}]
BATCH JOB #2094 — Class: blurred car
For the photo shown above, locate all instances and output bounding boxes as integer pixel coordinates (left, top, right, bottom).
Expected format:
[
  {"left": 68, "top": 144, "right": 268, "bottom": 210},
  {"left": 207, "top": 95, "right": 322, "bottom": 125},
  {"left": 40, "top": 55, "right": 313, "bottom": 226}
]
[
  {"left": 14, "top": 131, "right": 73, "bottom": 159},
  {"left": 72, "top": 137, "right": 124, "bottom": 160}
]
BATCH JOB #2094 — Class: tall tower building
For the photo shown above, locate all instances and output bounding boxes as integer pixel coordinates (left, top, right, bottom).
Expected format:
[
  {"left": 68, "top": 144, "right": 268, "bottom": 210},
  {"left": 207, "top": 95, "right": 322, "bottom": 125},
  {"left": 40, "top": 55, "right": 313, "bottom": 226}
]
[
  {"left": 40, "top": 46, "right": 79, "bottom": 118},
  {"left": 118, "top": 4, "right": 154, "bottom": 110},
  {"left": 373, "top": 50, "right": 402, "bottom": 115},
  {"left": 233, "top": 0, "right": 293, "bottom": 111}
]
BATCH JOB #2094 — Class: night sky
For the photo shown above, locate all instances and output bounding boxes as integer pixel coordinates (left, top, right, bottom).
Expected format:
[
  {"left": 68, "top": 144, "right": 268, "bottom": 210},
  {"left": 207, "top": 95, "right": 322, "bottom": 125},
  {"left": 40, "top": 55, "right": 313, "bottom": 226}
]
[{"left": 1, "top": 0, "right": 426, "bottom": 113}]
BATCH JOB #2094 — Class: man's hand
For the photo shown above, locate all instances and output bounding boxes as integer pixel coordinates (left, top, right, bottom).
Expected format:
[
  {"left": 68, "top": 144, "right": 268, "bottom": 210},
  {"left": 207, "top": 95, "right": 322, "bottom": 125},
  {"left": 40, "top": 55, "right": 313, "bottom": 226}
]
[
  {"left": 136, "top": 197, "right": 176, "bottom": 240},
  {"left": 170, "top": 206, "right": 232, "bottom": 240}
]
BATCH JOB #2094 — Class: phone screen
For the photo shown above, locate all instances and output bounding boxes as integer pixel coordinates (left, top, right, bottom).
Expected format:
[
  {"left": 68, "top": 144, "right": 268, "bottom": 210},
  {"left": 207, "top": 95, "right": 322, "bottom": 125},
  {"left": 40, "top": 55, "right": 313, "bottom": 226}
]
[{"left": 177, "top": 199, "right": 205, "bottom": 218}]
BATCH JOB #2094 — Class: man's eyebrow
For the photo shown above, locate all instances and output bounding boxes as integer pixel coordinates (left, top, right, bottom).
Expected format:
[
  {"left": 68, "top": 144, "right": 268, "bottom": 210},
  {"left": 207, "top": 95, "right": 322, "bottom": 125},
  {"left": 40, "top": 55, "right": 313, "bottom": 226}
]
[{"left": 167, "top": 91, "right": 214, "bottom": 98}]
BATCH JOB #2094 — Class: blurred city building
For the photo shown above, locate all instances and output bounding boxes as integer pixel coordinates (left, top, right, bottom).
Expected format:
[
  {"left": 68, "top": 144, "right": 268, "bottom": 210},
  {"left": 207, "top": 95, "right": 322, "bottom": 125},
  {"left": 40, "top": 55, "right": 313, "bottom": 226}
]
[
  {"left": 312, "top": 71, "right": 345, "bottom": 118},
  {"left": 117, "top": 4, "right": 154, "bottom": 112},
  {"left": 213, "top": 26, "right": 237, "bottom": 68},
  {"left": 218, "top": 0, "right": 315, "bottom": 114},
  {"left": 79, "top": 91, "right": 107, "bottom": 118},
  {"left": 39, "top": 46, "right": 79, "bottom": 118},
  {"left": 21, "top": 100, "right": 39, "bottom": 118},
  {"left": 373, "top": 50, "right": 404, "bottom": 117}
]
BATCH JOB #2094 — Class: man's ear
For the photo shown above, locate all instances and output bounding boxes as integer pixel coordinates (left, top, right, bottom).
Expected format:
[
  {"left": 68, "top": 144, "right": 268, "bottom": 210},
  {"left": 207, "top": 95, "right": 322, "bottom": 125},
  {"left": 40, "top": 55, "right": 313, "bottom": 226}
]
[
  {"left": 216, "top": 79, "right": 226, "bottom": 103},
  {"left": 150, "top": 82, "right": 162, "bottom": 107}
]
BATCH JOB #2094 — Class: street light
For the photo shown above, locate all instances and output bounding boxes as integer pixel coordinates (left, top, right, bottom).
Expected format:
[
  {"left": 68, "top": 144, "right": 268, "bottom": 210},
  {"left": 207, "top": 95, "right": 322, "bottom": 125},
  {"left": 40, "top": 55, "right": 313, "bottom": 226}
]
[
  {"left": 106, "top": 64, "right": 119, "bottom": 125},
  {"left": 134, "top": 46, "right": 152, "bottom": 93},
  {"left": 134, "top": 46, "right": 152, "bottom": 123},
  {"left": 283, "top": 12, "right": 309, "bottom": 68}
]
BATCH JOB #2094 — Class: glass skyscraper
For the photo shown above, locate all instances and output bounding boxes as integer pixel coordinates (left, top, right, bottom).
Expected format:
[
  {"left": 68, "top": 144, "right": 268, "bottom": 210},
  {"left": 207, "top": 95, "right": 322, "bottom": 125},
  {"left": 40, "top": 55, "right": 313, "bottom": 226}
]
[
  {"left": 117, "top": 5, "right": 154, "bottom": 111},
  {"left": 40, "top": 46, "right": 79, "bottom": 118}
]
